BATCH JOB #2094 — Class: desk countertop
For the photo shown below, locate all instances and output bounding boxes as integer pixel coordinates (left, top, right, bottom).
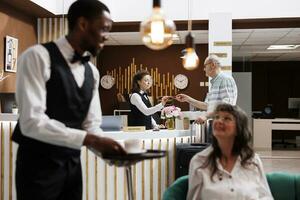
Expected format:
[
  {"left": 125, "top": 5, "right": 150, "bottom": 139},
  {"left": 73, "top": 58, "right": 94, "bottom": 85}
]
[
  {"left": 0, "top": 116, "right": 191, "bottom": 140},
  {"left": 254, "top": 118, "right": 300, "bottom": 122},
  {"left": 102, "top": 129, "right": 190, "bottom": 140},
  {"left": 0, "top": 113, "right": 192, "bottom": 141},
  {"left": 0, "top": 113, "right": 19, "bottom": 121},
  {"left": 271, "top": 118, "right": 300, "bottom": 122}
]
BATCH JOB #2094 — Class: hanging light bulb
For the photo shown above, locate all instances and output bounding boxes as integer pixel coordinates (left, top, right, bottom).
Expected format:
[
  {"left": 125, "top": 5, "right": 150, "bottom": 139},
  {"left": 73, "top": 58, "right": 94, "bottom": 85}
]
[
  {"left": 182, "top": 33, "right": 199, "bottom": 70},
  {"left": 140, "top": 0, "right": 176, "bottom": 50},
  {"left": 182, "top": 0, "right": 199, "bottom": 70}
]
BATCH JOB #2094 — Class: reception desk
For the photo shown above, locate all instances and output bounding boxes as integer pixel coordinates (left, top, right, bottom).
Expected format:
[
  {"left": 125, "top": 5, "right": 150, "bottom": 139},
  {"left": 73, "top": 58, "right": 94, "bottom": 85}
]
[
  {"left": 253, "top": 118, "right": 300, "bottom": 150},
  {"left": 0, "top": 115, "right": 195, "bottom": 200}
]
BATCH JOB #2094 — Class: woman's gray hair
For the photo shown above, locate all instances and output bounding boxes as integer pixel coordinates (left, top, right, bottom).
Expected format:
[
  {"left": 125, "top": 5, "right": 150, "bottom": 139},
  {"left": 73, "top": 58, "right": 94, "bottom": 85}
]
[{"left": 205, "top": 54, "right": 221, "bottom": 68}]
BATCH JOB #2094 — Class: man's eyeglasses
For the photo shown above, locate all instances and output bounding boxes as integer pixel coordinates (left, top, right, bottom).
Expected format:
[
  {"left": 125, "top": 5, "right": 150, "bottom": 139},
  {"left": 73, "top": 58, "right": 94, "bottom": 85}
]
[{"left": 204, "top": 62, "right": 213, "bottom": 70}]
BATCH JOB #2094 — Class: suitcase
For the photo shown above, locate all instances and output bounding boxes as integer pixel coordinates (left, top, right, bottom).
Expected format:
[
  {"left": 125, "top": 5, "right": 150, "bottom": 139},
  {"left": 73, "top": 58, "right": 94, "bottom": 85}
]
[{"left": 175, "top": 143, "right": 209, "bottom": 179}]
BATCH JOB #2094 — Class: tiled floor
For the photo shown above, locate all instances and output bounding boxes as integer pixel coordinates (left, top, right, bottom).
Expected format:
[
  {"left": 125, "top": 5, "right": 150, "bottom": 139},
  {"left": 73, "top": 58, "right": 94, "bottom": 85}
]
[{"left": 257, "top": 150, "right": 300, "bottom": 174}]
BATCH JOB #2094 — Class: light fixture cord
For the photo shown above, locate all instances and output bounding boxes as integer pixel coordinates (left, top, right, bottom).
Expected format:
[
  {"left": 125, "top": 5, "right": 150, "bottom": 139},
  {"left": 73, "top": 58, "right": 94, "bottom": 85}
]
[
  {"left": 188, "top": 0, "right": 192, "bottom": 32},
  {"left": 62, "top": 0, "right": 65, "bottom": 35}
]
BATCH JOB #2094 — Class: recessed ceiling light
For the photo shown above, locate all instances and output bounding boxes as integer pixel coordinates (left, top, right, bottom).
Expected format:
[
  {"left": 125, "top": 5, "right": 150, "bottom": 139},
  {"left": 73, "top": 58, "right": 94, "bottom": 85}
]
[{"left": 267, "top": 45, "right": 300, "bottom": 50}]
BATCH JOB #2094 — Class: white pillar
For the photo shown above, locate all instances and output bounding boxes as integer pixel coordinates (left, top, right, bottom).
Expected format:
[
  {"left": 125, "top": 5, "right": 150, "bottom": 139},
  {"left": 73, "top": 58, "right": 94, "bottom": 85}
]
[{"left": 208, "top": 12, "right": 232, "bottom": 76}]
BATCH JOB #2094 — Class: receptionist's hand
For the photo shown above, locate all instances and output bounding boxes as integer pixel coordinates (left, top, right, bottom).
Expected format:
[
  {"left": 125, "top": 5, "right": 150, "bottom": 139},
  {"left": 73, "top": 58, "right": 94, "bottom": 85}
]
[
  {"left": 161, "top": 96, "right": 170, "bottom": 106},
  {"left": 158, "top": 124, "right": 166, "bottom": 129},
  {"left": 153, "top": 124, "right": 165, "bottom": 131}
]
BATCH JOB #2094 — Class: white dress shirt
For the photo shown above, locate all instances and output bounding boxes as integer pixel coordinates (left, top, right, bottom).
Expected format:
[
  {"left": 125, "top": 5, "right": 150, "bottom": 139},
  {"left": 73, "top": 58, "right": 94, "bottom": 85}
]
[
  {"left": 16, "top": 37, "right": 103, "bottom": 150},
  {"left": 130, "top": 91, "right": 163, "bottom": 128},
  {"left": 187, "top": 146, "right": 273, "bottom": 200}
]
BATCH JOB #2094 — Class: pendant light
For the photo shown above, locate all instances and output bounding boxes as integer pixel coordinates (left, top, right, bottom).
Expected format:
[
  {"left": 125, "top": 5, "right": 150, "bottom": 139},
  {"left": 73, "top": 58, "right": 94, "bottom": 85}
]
[
  {"left": 140, "top": 0, "right": 176, "bottom": 50},
  {"left": 182, "top": 0, "right": 199, "bottom": 70}
]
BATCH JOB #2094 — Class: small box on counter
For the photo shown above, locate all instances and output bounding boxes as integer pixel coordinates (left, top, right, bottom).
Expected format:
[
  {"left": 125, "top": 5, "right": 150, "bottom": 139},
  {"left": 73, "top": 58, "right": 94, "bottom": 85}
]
[{"left": 123, "top": 126, "right": 146, "bottom": 132}]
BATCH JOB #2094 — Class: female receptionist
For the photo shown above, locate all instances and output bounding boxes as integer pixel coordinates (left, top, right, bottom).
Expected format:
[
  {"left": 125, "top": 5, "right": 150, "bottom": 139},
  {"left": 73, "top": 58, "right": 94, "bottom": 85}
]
[{"left": 128, "top": 70, "right": 169, "bottom": 130}]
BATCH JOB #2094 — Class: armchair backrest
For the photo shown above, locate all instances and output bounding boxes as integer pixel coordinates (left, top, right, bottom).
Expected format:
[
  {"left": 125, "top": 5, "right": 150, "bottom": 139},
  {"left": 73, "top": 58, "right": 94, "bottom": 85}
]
[
  {"left": 163, "top": 172, "right": 300, "bottom": 200},
  {"left": 266, "top": 172, "right": 300, "bottom": 200},
  {"left": 163, "top": 176, "right": 188, "bottom": 200}
]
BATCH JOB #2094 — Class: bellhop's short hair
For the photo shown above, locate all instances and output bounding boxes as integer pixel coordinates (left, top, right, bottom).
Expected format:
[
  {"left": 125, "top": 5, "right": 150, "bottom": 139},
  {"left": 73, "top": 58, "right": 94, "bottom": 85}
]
[{"left": 67, "top": 0, "right": 110, "bottom": 31}]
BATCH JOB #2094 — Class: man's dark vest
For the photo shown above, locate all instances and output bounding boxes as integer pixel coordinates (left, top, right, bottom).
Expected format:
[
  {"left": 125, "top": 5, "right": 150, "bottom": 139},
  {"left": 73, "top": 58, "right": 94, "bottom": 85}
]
[
  {"left": 12, "top": 42, "right": 94, "bottom": 156},
  {"left": 128, "top": 92, "right": 152, "bottom": 130}
]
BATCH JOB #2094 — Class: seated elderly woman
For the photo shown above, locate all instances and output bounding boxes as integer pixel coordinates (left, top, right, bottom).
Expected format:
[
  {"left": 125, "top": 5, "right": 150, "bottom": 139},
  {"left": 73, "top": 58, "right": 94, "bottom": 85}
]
[{"left": 187, "top": 103, "right": 274, "bottom": 200}]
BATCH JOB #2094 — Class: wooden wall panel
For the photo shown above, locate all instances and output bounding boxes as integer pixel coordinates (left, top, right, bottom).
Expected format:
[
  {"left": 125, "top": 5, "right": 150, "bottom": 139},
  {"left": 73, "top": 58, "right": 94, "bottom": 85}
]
[
  {"left": 98, "top": 44, "right": 208, "bottom": 115},
  {"left": 0, "top": 2, "right": 37, "bottom": 93}
]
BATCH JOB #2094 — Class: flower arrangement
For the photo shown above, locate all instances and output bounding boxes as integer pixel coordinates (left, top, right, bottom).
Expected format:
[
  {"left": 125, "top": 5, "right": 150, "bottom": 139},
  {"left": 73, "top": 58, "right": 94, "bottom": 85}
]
[{"left": 161, "top": 105, "right": 182, "bottom": 119}]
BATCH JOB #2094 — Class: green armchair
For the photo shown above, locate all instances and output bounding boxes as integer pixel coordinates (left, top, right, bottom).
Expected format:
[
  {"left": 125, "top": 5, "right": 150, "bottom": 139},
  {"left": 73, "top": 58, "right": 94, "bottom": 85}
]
[{"left": 163, "top": 172, "right": 300, "bottom": 200}]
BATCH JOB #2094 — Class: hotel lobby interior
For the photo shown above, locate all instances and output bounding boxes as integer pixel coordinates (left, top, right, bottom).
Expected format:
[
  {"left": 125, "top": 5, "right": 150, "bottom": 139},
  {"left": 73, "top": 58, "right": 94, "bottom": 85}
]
[{"left": 1, "top": 0, "right": 300, "bottom": 199}]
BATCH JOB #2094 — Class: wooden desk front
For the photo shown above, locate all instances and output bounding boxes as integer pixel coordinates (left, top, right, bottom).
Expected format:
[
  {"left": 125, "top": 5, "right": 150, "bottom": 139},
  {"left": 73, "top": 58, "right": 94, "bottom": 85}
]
[{"left": 253, "top": 118, "right": 300, "bottom": 150}]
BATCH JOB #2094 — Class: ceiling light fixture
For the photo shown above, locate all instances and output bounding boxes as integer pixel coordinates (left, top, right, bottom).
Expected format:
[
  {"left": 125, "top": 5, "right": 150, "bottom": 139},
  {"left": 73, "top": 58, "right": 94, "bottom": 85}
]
[
  {"left": 267, "top": 45, "right": 300, "bottom": 50},
  {"left": 181, "top": 0, "right": 199, "bottom": 70},
  {"left": 140, "top": 0, "right": 176, "bottom": 50}
]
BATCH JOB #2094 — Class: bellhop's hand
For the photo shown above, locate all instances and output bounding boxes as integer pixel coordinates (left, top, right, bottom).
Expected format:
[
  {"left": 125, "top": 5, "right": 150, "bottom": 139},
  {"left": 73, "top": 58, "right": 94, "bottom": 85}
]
[{"left": 83, "top": 133, "right": 127, "bottom": 156}]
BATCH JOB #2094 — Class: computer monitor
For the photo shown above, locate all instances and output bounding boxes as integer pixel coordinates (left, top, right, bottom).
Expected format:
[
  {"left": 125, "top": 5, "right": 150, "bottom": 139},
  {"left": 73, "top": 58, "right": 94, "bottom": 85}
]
[
  {"left": 0, "top": 93, "right": 15, "bottom": 113},
  {"left": 288, "top": 98, "right": 300, "bottom": 118},
  {"left": 100, "top": 115, "right": 122, "bottom": 131}
]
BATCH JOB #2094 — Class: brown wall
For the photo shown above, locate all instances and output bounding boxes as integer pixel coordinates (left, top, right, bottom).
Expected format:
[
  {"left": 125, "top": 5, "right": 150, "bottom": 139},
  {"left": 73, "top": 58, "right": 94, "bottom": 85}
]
[
  {"left": 0, "top": 2, "right": 37, "bottom": 93},
  {"left": 98, "top": 44, "right": 208, "bottom": 115}
]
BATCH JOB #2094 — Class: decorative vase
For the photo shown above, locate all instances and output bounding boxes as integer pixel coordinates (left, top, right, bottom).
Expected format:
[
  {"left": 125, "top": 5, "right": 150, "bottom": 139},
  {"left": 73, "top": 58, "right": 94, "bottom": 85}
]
[{"left": 165, "top": 118, "right": 175, "bottom": 130}]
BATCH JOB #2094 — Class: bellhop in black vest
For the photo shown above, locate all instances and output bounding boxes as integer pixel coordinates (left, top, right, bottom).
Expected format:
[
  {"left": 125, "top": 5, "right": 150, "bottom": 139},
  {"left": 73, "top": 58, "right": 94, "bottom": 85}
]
[
  {"left": 128, "top": 92, "right": 153, "bottom": 129},
  {"left": 12, "top": 42, "right": 94, "bottom": 199},
  {"left": 12, "top": 42, "right": 94, "bottom": 152}
]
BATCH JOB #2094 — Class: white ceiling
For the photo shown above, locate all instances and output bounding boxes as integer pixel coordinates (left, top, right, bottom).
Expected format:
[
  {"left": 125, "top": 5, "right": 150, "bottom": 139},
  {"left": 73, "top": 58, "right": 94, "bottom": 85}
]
[{"left": 106, "top": 28, "right": 300, "bottom": 61}]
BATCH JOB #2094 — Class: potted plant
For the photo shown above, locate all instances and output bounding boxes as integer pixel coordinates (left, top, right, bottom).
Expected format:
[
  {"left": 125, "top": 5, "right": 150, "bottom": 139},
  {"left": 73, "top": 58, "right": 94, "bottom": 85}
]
[{"left": 161, "top": 106, "right": 182, "bottom": 130}]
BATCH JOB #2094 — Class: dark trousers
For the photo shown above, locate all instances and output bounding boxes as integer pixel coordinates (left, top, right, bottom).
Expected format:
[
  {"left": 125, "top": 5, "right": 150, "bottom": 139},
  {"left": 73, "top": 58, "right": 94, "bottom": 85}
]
[{"left": 15, "top": 146, "right": 82, "bottom": 200}]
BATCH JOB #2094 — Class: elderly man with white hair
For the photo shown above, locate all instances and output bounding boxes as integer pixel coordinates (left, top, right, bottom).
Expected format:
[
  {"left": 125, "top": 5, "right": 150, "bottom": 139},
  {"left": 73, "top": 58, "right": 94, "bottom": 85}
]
[{"left": 176, "top": 54, "right": 238, "bottom": 124}]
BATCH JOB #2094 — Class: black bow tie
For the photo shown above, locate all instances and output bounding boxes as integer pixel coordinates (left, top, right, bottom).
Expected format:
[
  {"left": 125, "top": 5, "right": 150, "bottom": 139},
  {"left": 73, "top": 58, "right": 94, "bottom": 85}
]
[
  {"left": 70, "top": 51, "right": 90, "bottom": 64},
  {"left": 142, "top": 93, "right": 148, "bottom": 97}
]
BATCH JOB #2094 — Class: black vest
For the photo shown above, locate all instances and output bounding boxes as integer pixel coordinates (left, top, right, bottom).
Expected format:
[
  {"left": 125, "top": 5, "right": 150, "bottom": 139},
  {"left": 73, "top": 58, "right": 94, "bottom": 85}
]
[
  {"left": 128, "top": 92, "right": 152, "bottom": 130},
  {"left": 12, "top": 42, "right": 94, "bottom": 156}
]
